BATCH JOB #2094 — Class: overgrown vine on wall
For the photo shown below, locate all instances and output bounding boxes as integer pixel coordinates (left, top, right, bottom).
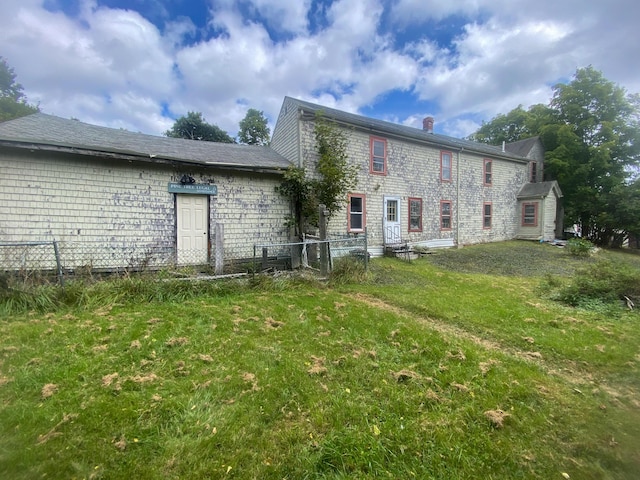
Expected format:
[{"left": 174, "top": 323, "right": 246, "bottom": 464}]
[{"left": 277, "top": 114, "right": 358, "bottom": 236}]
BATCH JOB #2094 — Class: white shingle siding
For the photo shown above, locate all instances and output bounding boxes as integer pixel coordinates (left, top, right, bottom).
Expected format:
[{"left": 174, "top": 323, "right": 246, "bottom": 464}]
[{"left": 0, "top": 149, "right": 289, "bottom": 268}]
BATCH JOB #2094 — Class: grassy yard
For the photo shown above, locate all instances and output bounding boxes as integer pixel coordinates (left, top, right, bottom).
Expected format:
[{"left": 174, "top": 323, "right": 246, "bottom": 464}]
[{"left": 0, "top": 241, "right": 639, "bottom": 479}]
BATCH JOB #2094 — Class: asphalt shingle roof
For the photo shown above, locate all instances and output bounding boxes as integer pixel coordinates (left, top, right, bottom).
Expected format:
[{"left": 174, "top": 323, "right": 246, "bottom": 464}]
[
  {"left": 0, "top": 113, "right": 292, "bottom": 171},
  {"left": 284, "top": 96, "right": 530, "bottom": 163},
  {"left": 518, "top": 181, "right": 563, "bottom": 198}
]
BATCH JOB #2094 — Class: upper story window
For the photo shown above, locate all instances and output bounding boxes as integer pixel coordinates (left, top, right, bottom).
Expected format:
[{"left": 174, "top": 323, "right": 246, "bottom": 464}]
[
  {"left": 348, "top": 193, "right": 366, "bottom": 232},
  {"left": 408, "top": 197, "right": 422, "bottom": 232},
  {"left": 522, "top": 202, "right": 538, "bottom": 226},
  {"left": 483, "top": 203, "right": 492, "bottom": 229},
  {"left": 529, "top": 161, "right": 538, "bottom": 183},
  {"left": 440, "top": 201, "right": 452, "bottom": 230},
  {"left": 441, "top": 151, "right": 452, "bottom": 182},
  {"left": 484, "top": 159, "right": 492, "bottom": 186},
  {"left": 370, "top": 137, "right": 387, "bottom": 175}
]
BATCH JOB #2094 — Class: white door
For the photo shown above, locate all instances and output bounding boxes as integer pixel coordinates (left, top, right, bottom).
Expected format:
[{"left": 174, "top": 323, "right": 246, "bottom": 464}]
[
  {"left": 176, "top": 194, "right": 209, "bottom": 265},
  {"left": 383, "top": 196, "right": 402, "bottom": 245}
]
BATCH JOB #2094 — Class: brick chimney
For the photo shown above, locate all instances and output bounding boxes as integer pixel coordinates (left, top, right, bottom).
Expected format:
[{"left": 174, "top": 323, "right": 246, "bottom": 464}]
[{"left": 423, "top": 116, "right": 434, "bottom": 133}]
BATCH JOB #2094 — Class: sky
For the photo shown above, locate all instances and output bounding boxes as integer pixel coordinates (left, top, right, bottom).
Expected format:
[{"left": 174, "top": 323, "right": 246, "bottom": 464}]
[{"left": 1, "top": 0, "right": 639, "bottom": 139}]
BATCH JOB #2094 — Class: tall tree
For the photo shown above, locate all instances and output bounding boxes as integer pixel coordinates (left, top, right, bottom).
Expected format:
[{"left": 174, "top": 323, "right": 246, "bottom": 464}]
[
  {"left": 470, "top": 67, "right": 640, "bottom": 246},
  {"left": 165, "top": 111, "right": 234, "bottom": 143},
  {"left": 238, "top": 108, "right": 270, "bottom": 145},
  {"left": 0, "top": 57, "right": 39, "bottom": 122}
]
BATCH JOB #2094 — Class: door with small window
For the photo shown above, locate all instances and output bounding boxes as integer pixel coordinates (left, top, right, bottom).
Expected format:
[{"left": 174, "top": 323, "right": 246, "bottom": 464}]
[{"left": 383, "top": 196, "right": 401, "bottom": 245}]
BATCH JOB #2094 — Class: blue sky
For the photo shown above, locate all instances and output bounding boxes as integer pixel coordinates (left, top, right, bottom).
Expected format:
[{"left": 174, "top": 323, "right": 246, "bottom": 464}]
[{"left": 2, "top": 0, "right": 639, "bottom": 139}]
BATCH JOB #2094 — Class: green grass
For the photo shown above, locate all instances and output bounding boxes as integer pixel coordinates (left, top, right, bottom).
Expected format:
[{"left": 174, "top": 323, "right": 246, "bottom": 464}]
[{"left": 1, "top": 241, "right": 639, "bottom": 479}]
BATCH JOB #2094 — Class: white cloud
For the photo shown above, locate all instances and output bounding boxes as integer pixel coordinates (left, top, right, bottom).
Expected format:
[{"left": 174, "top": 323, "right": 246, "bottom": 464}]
[{"left": 0, "top": 0, "right": 638, "bottom": 140}]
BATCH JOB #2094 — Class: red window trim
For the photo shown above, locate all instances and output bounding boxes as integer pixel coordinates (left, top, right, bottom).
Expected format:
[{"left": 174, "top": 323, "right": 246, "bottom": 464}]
[
  {"left": 347, "top": 193, "right": 366, "bottom": 233},
  {"left": 440, "top": 200, "right": 452, "bottom": 231},
  {"left": 483, "top": 159, "right": 492, "bottom": 186},
  {"left": 521, "top": 202, "right": 538, "bottom": 226},
  {"left": 440, "top": 150, "right": 452, "bottom": 183},
  {"left": 369, "top": 136, "right": 387, "bottom": 175},
  {"left": 408, "top": 197, "right": 423, "bottom": 232},
  {"left": 483, "top": 202, "right": 492, "bottom": 229}
]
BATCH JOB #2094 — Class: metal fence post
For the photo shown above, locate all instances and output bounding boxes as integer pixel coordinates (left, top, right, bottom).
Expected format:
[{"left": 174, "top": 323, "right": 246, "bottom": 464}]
[
  {"left": 319, "top": 204, "right": 329, "bottom": 276},
  {"left": 52, "top": 241, "right": 64, "bottom": 286}
]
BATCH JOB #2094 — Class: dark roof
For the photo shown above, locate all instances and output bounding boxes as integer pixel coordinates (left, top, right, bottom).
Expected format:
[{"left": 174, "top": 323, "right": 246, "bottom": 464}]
[
  {"left": 517, "top": 181, "right": 562, "bottom": 199},
  {"left": 283, "top": 96, "right": 529, "bottom": 163},
  {"left": 504, "top": 137, "right": 540, "bottom": 158},
  {"left": 0, "top": 113, "right": 291, "bottom": 172}
]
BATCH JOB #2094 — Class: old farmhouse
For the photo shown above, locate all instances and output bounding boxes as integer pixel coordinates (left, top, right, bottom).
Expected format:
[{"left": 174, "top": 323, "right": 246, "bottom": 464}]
[
  {"left": 271, "top": 97, "right": 563, "bottom": 256},
  {"left": 0, "top": 97, "right": 563, "bottom": 272}
]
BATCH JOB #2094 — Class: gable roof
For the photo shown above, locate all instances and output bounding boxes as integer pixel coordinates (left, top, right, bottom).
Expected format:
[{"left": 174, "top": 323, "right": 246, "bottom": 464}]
[
  {"left": 504, "top": 136, "right": 541, "bottom": 158},
  {"left": 0, "top": 113, "right": 291, "bottom": 172},
  {"left": 278, "top": 96, "right": 529, "bottom": 163},
  {"left": 517, "top": 180, "right": 563, "bottom": 199}
]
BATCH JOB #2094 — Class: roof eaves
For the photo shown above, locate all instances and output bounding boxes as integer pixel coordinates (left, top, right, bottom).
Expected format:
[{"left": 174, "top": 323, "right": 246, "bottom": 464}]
[{"left": 0, "top": 140, "right": 290, "bottom": 174}]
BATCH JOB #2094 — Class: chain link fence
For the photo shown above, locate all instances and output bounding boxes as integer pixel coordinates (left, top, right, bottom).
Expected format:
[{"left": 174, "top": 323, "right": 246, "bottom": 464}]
[
  {"left": 1, "top": 232, "right": 369, "bottom": 286},
  {"left": 253, "top": 233, "right": 369, "bottom": 273}
]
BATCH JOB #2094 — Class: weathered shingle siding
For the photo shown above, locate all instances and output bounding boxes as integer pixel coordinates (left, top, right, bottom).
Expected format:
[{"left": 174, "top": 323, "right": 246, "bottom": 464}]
[
  {"left": 271, "top": 97, "right": 301, "bottom": 166},
  {"left": 296, "top": 118, "right": 528, "bottom": 248},
  {"left": 0, "top": 149, "right": 289, "bottom": 267},
  {"left": 457, "top": 155, "right": 527, "bottom": 245}
]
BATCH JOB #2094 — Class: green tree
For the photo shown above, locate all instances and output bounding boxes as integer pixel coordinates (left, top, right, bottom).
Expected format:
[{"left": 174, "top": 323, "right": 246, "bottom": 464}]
[
  {"left": 238, "top": 108, "right": 270, "bottom": 145},
  {"left": 470, "top": 67, "right": 640, "bottom": 246},
  {"left": 0, "top": 57, "right": 39, "bottom": 122},
  {"left": 277, "top": 115, "right": 358, "bottom": 236},
  {"left": 165, "top": 111, "right": 234, "bottom": 143}
]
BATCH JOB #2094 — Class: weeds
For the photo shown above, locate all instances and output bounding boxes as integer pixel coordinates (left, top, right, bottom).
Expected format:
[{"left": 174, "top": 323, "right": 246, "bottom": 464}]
[
  {"left": 547, "top": 259, "right": 640, "bottom": 309},
  {"left": 566, "top": 237, "right": 595, "bottom": 257}
]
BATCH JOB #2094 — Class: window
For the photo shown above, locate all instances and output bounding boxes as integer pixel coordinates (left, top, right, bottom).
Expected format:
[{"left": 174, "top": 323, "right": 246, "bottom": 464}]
[
  {"left": 348, "top": 193, "right": 366, "bottom": 232},
  {"left": 370, "top": 137, "right": 387, "bottom": 174},
  {"left": 529, "top": 161, "right": 538, "bottom": 183},
  {"left": 484, "top": 159, "right": 492, "bottom": 186},
  {"left": 441, "top": 151, "right": 452, "bottom": 182},
  {"left": 408, "top": 198, "right": 422, "bottom": 232},
  {"left": 440, "top": 201, "right": 452, "bottom": 230},
  {"left": 522, "top": 202, "right": 538, "bottom": 226},
  {"left": 483, "top": 203, "right": 492, "bottom": 229}
]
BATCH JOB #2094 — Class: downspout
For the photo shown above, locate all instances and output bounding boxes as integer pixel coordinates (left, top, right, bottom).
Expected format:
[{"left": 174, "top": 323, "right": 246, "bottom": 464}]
[{"left": 456, "top": 147, "right": 463, "bottom": 248}]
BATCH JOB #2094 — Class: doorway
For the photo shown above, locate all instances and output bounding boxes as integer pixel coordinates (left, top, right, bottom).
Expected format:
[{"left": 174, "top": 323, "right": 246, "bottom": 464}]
[{"left": 176, "top": 194, "right": 209, "bottom": 264}]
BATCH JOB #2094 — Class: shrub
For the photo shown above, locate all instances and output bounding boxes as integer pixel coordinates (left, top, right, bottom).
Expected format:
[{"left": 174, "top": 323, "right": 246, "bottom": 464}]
[
  {"left": 566, "top": 238, "right": 594, "bottom": 257},
  {"left": 551, "top": 260, "right": 640, "bottom": 309}
]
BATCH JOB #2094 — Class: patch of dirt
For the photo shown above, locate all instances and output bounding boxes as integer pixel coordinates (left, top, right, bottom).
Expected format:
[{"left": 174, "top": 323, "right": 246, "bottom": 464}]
[
  {"left": 446, "top": 349, "right": 467, "bottom": 361},
  {"left": 391, "top": 369, "right": 422, "bottom": 383},
  {"left": 114, "top": 435, "right": 127, "bottom": 451},
  {"left": 129, "top": 373, "right": 159, "bottom": 384},
  {"left": 41, "top": 383, "right": 58, "bottom": 399},
  {"left": 165, "top": 337, "right": 189, "bottom": 347},
  {"left": 198, "top": 354, "right": 214, "bottom": 362},
  {"left": 308, "top": 356, "right": 327, "bottom": 375},
  {"left": 484, "top": 409, "right": 510, "bottom": 428},
  {"left": 130, "top": 340, "right": 142, "bottom": 349},
  {"left": 451, "top": 382, "right": 470, "bottom": 393},
  {"left": 479, "top": 359, "right": 501, "bottom": 375},
  {"left": 264, "top": 318, "right": 285, "bottom": 329},
  {"left": 102, "top": 373, "right": 119, "bottom": 387}
]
